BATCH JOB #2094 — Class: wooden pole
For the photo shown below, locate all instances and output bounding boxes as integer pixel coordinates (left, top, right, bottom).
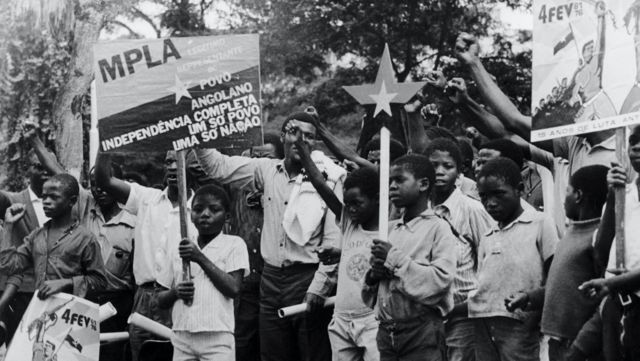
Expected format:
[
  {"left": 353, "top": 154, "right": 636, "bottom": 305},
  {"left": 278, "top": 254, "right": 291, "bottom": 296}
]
[
  {"left": 615, "top": 127, "right": 626, "bottom": 271},
  {"left": 176, "top": 150, "right": 192, "bottom": 305},
  {"left": 379, "top": 127, "right": 390, "bottom": 242}
]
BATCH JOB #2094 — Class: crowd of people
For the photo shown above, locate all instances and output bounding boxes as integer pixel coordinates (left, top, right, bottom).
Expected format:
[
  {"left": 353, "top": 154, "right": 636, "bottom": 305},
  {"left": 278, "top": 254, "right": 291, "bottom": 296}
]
[{"left": 0, "top": 31, "right": 638, "bottom": 361}]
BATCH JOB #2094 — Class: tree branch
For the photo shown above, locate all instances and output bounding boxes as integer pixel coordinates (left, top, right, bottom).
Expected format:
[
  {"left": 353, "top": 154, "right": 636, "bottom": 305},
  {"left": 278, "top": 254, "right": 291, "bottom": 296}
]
[
  {"left": 108, "top": 19, "right": 142, "bottom": 38},
  {"left": 131, "top": 7, "right": 161, "bottom": 38}
]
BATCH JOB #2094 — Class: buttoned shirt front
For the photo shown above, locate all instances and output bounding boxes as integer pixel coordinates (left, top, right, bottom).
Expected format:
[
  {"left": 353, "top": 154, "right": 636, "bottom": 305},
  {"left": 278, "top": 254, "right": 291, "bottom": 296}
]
[
  {"left": 123, "top": 183, "right": 196, "bottom": 286},
  {"left": 0, "top": 221, "right": 106, "bottom": 297},
  {"left": 157, "top": 233, "right": 249, "bottom": 332},
  {"left": 84, "top": 206, "right": 135, "bottom": 291},
  {"left": 196, "top": 149, "right": 341, "bottom": 296}
]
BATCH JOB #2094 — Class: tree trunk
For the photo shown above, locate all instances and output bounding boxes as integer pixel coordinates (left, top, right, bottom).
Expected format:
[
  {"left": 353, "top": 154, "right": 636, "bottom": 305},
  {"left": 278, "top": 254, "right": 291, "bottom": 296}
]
[{"left": 52, "top": 4, "right": 104, "bottom": 179}]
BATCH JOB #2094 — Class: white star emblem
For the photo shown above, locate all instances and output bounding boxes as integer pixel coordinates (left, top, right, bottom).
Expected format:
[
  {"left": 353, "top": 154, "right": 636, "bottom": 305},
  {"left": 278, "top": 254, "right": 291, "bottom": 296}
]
[
  {"left": 369, "top": 81, "right": 397, "bottom": 117},
  {"left": 167, "top": 75, "right": 192, "bottom": 104}
]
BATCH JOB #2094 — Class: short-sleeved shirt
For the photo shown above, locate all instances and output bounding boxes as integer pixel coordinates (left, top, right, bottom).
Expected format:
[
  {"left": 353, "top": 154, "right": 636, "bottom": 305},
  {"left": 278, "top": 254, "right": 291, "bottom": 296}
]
[
  {"left": 553, "top": 135, "right": 616, "bottom": 176},
  {"left": 123, "top": 183, "right": 196, "bottom": 286},
  {"left": 335, "top": 209, "right": 377, "bottom": 315},
  {"left": 84, "top": 206, "right": 135, "bottom": 291},
  {"left": 606, "top": 180, "right": 640, "bottom": 297},
  {"left": 157, "top": 233, "right": 249, "bottom": 333},
  {"left": 468, "top": 208, "right": 558, "bottom": 321}
]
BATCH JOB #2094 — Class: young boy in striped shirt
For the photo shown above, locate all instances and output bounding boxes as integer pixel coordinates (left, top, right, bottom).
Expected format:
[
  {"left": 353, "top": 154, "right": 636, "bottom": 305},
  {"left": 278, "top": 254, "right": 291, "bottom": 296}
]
[{"left": 157, "top": 184, "right": 249, "bottom": 361}]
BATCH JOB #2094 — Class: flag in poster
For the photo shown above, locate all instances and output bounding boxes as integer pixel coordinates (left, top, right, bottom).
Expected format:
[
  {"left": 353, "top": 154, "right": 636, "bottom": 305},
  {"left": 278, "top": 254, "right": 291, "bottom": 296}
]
[
  {"left": 5, "top": 293, "right": 99, "bottom": 361},
  {"left": 532, "top": 0, "right": 640, "bottom": 141},
  {"left": 93, "top": 34, "right": 262, "bottom": 153}
]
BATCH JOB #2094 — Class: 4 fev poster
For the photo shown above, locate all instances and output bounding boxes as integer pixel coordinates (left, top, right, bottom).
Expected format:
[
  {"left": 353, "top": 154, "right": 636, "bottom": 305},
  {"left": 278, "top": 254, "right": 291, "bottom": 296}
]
[
  {"left": 532, "top": 0, "right": 640, "bottom": 141},
  {"left": 93, "top": 34, "right": 262, "bottom": 152},
  {"left": 5, "top": 293, "right": 99, "bottom": 361}
]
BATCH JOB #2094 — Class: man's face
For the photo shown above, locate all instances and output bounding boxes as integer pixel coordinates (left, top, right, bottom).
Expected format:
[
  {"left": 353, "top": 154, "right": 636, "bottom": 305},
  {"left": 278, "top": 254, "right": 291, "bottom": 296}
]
[
  {"left": 478, "top": 175, "right": 522, "bottom": 224},
  {"left": 366, "top": 150, "right": 381, "bottom": 165},
  {"left": 42, "top": 181, "right": 75, "bottom": 218},
  {"left": 164, "top": 151, "right": 178, "bottom": 188},
  {"left": 281, "top": 120, "right": 317, "bottom": 163},
  {"left": 474, "top": 148, "right": 501, "bottom": 179},
  {"left": 251, "top": 144, "right": 278, "bottom": 159},
  {"left": 28, "top": 156, "right": 52, "bottom": 197},
  {"left": 90, "top": 172, "right": 116, "bottom": 208}
]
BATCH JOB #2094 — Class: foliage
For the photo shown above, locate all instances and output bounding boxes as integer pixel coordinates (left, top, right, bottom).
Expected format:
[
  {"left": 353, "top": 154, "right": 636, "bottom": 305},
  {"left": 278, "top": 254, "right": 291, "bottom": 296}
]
[{"left": 0, "top": 7, "right": 72, "bottom": 190}]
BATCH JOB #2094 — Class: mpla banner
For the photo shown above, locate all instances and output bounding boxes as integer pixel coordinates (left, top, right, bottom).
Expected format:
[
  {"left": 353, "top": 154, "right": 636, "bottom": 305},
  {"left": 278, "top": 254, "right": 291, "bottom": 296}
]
[
  {"left": 5, "top": 292, "right": 99, "bottom": 361},
  {"left": 532, "top": 0, "right": 640, "bottom": 141},
  {"left": 94, "top": 34, "right": 262, "bottom": 153}
]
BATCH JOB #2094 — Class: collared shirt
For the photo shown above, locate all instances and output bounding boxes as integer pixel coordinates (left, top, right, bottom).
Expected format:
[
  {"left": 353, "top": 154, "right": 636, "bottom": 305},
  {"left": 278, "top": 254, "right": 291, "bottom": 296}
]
[
  {"left": 28, "top": 187, "right": 49, "bottom": 227},
  {"left": 196, "top": 149, "right": 341, "bottom": 297},
  {"left": 361, "top": 210, "right": 457, "bottom": 319},
  {"left": 157, "top": 232, "right": 249, "bottom": 333},
  {"left": 606, "top": 179, "right": 640, "bottom": 297},
  {"left": 553, "top": 135, "right": 616, "bottom": 175},
  {"left": 84, "top": 206, "right": 135, "bottom": 291},
  {"left": 123, "top": 183, "right": 196, "bottom": 286},
  {"left": 431, "top": 188, "right": 494, "bottom": 305},
  {"left": 468, "top": 208, "right": 558, "bottom": 321},
  {"left": 0, "top": 221, "right": 106, "bottom": 297}
]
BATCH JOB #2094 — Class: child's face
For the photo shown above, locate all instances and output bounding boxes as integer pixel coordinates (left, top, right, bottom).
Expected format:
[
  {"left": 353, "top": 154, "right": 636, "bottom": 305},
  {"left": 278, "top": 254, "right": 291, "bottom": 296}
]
[
  {"left": 563, "top": 184, "right": 580, "bottom": 220},
  {"left": 389, "top": 165, "right": 428, "bottom": 208},
  {"left": 191, "top": 194, "right": 227, "bottom": 235},
  {"left": 42, "top": 181, "right": 75, "bottom": 218},
  {"left": 428, "top": 150, "right": 459, "bottom": 194},
  {"left": 344, "top": 186, "right": 377, "bottom": 225},
  {"left": 477, "top": 175, "right": 522, "bottom": 223},
  {"left": 629, "top": 141, "right": 640, "bottom": 173}
]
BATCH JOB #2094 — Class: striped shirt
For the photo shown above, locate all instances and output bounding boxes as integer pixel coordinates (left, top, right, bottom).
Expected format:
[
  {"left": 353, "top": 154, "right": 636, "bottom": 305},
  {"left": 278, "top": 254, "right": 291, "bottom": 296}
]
[
  {"left": 157, "top": 232, "right": 249, "bottom": 332},
  {"left": 431, "top": 188, "right": 494, "bottom": 305}
]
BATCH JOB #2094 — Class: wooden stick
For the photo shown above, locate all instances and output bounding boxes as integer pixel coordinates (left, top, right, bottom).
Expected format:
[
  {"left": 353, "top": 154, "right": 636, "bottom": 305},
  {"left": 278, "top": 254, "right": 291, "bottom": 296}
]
[
  {"left": 176, "top": 150, "right": 192, "bottom": 306},
  {"left": 379, "top": 127, "right": 390, "bottom": 242},
  {"left": 615, "top": 127, "right": 626, "bottom": 270}
]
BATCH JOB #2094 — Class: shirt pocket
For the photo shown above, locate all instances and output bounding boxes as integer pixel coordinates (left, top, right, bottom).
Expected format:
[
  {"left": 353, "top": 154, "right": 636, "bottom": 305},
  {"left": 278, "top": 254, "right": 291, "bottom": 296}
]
[{"left": 105, "top": 247, "right": 132, "bottom": 279}]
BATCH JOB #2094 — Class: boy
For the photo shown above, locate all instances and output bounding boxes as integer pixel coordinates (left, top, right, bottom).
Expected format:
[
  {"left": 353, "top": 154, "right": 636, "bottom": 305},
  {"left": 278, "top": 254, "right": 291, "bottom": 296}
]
[
  {"left": 0, "top": 174, "right": 106, "bottom": 299},
  {"left": 362, "top": 154, "right": 457, "bottom": 361},
  {"left": 295, "top": 131, "right": 381, "bottom": 361},
  {"left": 424, "top": 139, "right": 494, "bottom": 361},
  {"left": 469, "top": 157, "right": 558, "bottom": 361},
  {"left": 157, "top": 184, "right": 249, "bottom": 361},
  {"left": 507, "top": 165, "right": 609, "bottom": 361},
  {"left": 572, "top": 125, "right": 640, "bottom": 361}
]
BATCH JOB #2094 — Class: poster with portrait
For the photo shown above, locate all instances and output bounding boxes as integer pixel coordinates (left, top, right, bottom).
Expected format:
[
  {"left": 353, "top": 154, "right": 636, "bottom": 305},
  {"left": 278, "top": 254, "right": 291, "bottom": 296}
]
[
  {"left": 4, "top": 293, "right": 99, "bottom": 361},
  {"left": 93, "top": 34, "right": 262, "bottom": 153},
  {"left": 532, "top": 0, "right": 640, "bottom": 141}
]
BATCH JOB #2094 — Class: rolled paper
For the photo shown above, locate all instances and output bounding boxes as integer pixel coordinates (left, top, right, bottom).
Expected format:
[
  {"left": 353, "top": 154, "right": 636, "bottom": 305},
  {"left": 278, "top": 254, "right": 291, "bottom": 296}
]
[
  {"left": 277, "top": 296, "right": 336, "bottom": 318},
  {"left": 99, "top": 302, "right": 118, "bottom": 323},
  {"left": 100, "top": 331, "right": 129, "bottom": 343},
  {"left": 127, "top": 312, "right": 173, "bottom": 339}
]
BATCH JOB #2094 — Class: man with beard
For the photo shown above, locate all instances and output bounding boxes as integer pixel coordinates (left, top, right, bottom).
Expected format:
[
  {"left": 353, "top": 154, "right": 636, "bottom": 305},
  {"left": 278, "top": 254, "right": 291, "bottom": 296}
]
[
  {"left": 195, "top": 112, "right": 344, "bottom": 361},
  {"left": 95, "top": 149, "right": 198, "bottom": 361}
]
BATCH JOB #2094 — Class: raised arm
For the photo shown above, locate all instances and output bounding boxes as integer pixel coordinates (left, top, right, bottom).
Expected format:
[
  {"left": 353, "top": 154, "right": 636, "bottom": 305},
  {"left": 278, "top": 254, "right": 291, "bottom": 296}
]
[
  {"left": 294, "top": 138, "right": 343, "bottom": 219},
  {"left": 0, "top": 205, "right": 33, "bottom": 275},
  {"left": 455, "top": 33, "right": 535, "bottom": 144},
  {"left": 595, "top": 1, "right": 607, "bottom": 82},
  {"left": 95, "top": 151, "right": 131, "bottom": 205},
  {"left": 22, "top": 123, "right": 65, "bottom": 175},
  {"left": 592, "top": 164, "right": 623, "bottom": 274},
  {"left": 314, "top": 120, "right": 376, "bottom": 171}
]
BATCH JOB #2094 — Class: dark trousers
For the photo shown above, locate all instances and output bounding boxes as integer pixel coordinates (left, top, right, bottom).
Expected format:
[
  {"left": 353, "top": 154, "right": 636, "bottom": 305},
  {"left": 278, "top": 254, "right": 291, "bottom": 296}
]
[
  {"left": 377, "top": 312, "right": 446, "bottom": 361},
  {"left": 92, "top": 290, "right": 134, "bottom": 361},
  {"left": 3, "top": 292, "right": 32, "bottom": 345},
  {"left": 129, "top": 283, "right": 172, "bottom": 361},
  {"left": 572, "top": 295, "right": 640, "bottom": 361},
  {"left": 236, "top": 280, "right": 260, "bottom": 361},
  {"left": 474, "top": 317, "right": 540, "bottom": 361},
  {"left": 259, "top": 264, "right": 332, "bottom": 361}
]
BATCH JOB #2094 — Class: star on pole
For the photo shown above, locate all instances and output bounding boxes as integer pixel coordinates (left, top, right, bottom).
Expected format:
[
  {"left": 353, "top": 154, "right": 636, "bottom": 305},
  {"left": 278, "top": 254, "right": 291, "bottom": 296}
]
[
  {"left": 167, "top": 74, "right": 192, "bottom": 104},
  {"left": 342, "top": 44, "right": 426, "bottom": 118}
]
